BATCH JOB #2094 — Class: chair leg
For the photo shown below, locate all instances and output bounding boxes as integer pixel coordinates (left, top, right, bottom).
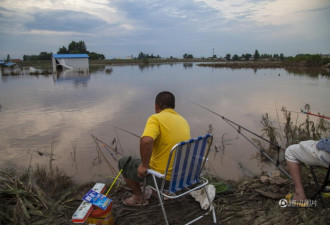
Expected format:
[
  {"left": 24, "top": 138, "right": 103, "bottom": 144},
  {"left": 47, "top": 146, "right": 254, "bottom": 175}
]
[
  {"left": 204, "top": 186, "right": 218, "bottom": 225},
  {"left": 151, "top": 175, "right": 169, "bottom": 225}
]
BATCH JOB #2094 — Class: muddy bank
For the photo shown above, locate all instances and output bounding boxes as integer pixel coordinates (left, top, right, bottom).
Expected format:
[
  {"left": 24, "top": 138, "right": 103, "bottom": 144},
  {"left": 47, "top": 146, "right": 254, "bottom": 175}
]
[
  {"left": 1, "top": 165, "right": 328, "bottom": 225},
  {"left": 112, "top": 169, "right": 329, "bottom": 225}
]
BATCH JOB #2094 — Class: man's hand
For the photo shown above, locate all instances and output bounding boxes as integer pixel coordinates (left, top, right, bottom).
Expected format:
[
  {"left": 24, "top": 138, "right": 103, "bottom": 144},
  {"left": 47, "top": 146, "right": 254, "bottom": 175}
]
[{"left": 138, "top": 163, "right": 148, "bottom": 178}]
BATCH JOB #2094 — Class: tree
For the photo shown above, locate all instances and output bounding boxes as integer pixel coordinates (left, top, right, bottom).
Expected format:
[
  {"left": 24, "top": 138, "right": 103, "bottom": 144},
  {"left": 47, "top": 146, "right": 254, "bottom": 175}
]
[
  {"left": 183, "top": 53, "right": 193, "bottom": 59},
  {"left": 23, "top": 40, "right": 105, "bottom": 61},
  {"left": 253, "top": 49, "right": 260, "bottom": 60},
  {"left": 260, "top": 53, "right": 272, "bottom": 60},
  {"left": 6, "top": 54, "right": 10, "bottom": 62},
  {"left": 56, "top": 40, "right": 105, "bottom": 59},
  {"left": 68, "top": 41, "right": 87, "bottom": 53},
  {"left": 23, "top": 53, "right": 47, "bottom": 61},
  {"left": 225, "top": 54, "right": 231, "bottom": 61},
  {"left": 137, "top": 52, "right": 161, "bottom": 59},
  {"left": 58, "top": 46, "right": 68, "bottom": 54},
  {"left": 39, "top": 52, "right": 52, "bottom": 60},
  {"left": 232, "top": 54, "right": 239, "bottom": 61},
  {"left": 89, "top": 52, "right": 105, "bottom": 60},
  {"left": 138, "top": 52, "right": 146, "bottom": 59},
  {"left": 242, "top": 53, "right": 252, "bottom": 61}
]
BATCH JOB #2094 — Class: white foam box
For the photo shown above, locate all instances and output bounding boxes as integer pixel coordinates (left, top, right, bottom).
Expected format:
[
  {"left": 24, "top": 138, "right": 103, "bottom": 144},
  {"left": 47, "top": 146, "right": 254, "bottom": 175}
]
[{"left": 72, "top": 183, "right": 106, "bottom": 223}]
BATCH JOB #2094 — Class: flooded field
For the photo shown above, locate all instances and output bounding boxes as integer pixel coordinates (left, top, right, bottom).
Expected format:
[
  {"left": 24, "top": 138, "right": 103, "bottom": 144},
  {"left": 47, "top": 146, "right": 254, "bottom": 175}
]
[{"left": 0, "top": 63, "right": 329, "bottom": 183}]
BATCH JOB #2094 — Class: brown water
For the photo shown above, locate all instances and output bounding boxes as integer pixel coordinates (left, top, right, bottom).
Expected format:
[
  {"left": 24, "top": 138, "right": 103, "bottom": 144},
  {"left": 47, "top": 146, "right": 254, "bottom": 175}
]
[{"left": 0, "top": 63, "right": 329, "bottom": 183}]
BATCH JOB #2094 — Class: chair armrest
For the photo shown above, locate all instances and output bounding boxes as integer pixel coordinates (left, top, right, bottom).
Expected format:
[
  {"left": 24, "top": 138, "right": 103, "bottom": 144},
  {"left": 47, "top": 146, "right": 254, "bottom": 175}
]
[{"left": 147, "top": 169, "right": 165, "bottom": 178}]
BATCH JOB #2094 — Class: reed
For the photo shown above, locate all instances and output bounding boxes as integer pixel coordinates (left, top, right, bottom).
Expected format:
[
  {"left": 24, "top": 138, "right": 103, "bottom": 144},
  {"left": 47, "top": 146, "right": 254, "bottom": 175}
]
[{"left": 258, "top": 105, "right": 330, "bottom": 160}]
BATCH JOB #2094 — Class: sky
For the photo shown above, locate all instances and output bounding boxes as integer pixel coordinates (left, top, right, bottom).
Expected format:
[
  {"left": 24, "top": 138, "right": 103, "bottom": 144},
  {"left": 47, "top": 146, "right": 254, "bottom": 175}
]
[{"left": 0, "top": 0, "right": 329, "bottom": 59}]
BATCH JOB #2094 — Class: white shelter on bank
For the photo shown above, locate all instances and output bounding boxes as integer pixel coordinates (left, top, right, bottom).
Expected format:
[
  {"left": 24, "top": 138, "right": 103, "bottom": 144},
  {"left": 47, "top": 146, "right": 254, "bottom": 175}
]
[{"left": 52, "top": 54, "right": 89, "bottom": 73}]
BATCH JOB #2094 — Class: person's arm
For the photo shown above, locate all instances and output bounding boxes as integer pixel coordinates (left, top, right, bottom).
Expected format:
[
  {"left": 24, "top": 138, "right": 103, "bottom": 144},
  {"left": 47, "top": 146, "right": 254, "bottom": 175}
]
[{"left": 138, "top": 136, "right": 154, "bottom": 178}]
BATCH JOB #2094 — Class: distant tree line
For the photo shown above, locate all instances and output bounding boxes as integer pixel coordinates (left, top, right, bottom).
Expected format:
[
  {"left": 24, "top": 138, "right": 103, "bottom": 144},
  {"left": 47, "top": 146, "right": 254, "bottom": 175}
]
[
  {"left": 137, "top": 52, "right": 161, "bottom": 59},
  {"left": 23, "top": 52, "right": 53, "bottom": 61},
  {"left": 225, "top": 50, "right": 285, "bottom": 61},
  {"left": 183, "top": 53, "right": 194, "bottom": 59},
  {"left": 57, "top": 41, "right": 105, "bottom": 60},
  {"left": 285, "top": 54, "right": 330, "bottom": 67},
  {"left": 23, "top": 41, "right": 105, "bottom": 61}
]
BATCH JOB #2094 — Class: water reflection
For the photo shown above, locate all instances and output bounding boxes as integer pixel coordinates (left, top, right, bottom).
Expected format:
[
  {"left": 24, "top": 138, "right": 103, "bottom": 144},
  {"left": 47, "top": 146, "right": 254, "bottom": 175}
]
[
  {"left": 285, "top": 67, "right": 330, "bottom": 78},
  {"left": 183, "top": 63, "right": 193, "bottom": 69},
  {"left": 53, "top": 70, "right": 90, "bottom": 87},
  {"left": 0, "top": 63, "right": 329, "bottom": 184},
  {"left": 138, "top": 63, "right": 162, "bottom": 71}
]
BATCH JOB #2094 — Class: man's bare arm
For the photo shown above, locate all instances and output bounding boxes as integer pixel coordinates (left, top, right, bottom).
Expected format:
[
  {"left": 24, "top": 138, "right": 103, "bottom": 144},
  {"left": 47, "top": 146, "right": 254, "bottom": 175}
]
[{"left": 138, "top": 136, "right": 154, "bottom": 177}]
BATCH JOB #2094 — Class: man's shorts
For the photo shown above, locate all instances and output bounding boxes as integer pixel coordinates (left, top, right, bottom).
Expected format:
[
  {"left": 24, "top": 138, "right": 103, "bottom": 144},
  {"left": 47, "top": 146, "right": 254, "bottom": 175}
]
[
  {"left": 285, "top": 140, "right": 330, "bottom": 167},
  {"left": 118, "top": 156, "right": 169, "bottom": 188}
]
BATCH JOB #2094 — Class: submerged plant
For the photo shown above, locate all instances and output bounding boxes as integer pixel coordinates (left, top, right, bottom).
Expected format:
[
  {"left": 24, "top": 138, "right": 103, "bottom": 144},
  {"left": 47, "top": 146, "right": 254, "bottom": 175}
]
[
  {"left": 253, "top": 105, "right": 330, "bottom": 166},
  {"left": 260, "top": 105, "right": 330, "bottom": 150}
]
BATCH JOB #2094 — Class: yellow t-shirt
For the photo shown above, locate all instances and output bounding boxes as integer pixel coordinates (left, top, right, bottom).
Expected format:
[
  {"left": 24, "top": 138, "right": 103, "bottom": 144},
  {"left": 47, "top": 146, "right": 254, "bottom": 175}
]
[{"left": 142, "top": 108, "right": 191, "bottom": 180}]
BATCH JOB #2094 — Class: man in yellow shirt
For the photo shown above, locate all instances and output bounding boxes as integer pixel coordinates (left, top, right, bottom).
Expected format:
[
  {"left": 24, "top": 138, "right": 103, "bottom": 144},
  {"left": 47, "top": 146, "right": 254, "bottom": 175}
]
[{"left": 118, "top": 91, "right": 190, "bottom": 206}]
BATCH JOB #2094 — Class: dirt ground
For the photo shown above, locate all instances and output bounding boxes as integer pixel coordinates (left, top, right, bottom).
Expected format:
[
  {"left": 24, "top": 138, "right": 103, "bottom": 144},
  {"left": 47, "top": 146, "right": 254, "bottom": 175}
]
[
  {"left": 1, "top": 166, "right": 328, "bottom": 225},
  {"left": 109, "top": 169, "right": 329, "bottom": 225}
]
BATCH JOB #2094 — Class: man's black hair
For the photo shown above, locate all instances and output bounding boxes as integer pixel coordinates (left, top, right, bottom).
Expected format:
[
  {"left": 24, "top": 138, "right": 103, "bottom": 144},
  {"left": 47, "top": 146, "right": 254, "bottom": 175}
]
[{"left": 155, "top": 91, "right": 175, "bottom": 109}]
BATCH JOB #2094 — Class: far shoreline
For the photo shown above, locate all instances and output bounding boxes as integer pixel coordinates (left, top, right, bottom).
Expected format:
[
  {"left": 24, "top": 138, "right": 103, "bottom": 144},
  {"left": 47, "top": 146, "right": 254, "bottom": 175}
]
[{"left": 4, "top": 58, "right": 329, "bottom": 77}]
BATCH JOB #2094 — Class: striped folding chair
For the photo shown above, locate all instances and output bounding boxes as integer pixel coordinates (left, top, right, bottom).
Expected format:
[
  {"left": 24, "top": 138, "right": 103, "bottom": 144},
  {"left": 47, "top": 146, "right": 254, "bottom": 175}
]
[{"left": 146, "top": 134, "right": 218, "bottom": 225}]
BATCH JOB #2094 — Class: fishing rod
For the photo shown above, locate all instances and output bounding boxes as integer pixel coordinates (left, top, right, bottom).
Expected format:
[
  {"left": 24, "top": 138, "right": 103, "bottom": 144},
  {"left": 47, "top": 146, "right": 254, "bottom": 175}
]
[
  {"left": 92, "top": 135, "right": 122, "bottom": 161},
  {"left": 105, "top": 156, "right": 131, "bottom": 196},
  {"left": 300, "top": 110, "right": 330, "bottom": 120},
  {"left": 91, "top": 135, "right": 118, "bottom": 174},
  {"left": 192, "top": 102, "right": 292, "bottom": 179},
  {"left": 115, "top": 126, "right": 141, "bottom": 139},
  {"left": 192, "top": 102, "right": 283, "bottom": 149}
]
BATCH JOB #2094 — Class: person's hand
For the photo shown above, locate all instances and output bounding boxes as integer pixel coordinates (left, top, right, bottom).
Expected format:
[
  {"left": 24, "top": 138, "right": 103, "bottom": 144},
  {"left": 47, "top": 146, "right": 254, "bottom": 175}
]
[{"left": 138, "top": 163, "right": 148, "bottom": 178}]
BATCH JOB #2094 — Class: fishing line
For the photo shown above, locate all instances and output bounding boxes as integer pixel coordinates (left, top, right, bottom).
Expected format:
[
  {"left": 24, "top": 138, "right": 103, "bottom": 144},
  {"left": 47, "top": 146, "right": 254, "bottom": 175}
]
[
  {"left": 92, "top": 135, "right": 117, "bottom": 174},
  {"left": 92, "top": 135, "right": 121, "bottom": 162},
  {"left": 114, "top": 127, "right": 124, "bottom": 154},
  {"left": 192, "top": 102, "right": 283, "bottom": 149},
  {"left": 192, "top": 102, "right": 291, "bottom": 179}
]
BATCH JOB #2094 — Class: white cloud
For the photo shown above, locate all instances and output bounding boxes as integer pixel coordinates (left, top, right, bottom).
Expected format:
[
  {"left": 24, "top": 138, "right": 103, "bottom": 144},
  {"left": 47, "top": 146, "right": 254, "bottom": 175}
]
[
  {"left": 194, "top": 0, "right": 330, "bottom": 26},
  {"left": 0, "top": 0, "right": 329, "bottom": 58},
  {"left": 0, "top": 0, "right": 136, "bottom": 34}
]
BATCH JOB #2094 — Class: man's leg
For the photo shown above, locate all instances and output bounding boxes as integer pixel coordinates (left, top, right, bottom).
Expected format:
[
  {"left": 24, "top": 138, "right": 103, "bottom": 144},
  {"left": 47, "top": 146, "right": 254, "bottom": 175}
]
[
  {"left": 123, "top": 177, "right": 144, "bottom": 203},
  {"left": 287, "top": 160, "right": 306, "bottom": 200},
  {"left": 118, "top": 156, "right": 147, "bottom": 205}
]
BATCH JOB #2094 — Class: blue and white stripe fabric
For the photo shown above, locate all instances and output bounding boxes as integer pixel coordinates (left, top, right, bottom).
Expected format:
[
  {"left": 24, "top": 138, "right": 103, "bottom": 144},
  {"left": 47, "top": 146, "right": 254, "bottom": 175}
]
[{"left": 169, "top": 134, "right": 211, "bottom": 193}]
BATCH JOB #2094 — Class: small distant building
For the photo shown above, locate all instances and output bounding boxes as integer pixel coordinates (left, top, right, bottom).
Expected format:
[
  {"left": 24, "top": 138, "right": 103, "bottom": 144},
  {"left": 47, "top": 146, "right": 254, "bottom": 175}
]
[
  {"left": 52, "top": 54, "right": 89, "bottom": 73},
  {"left": 0, "top": 60, "right": 16, "bottom": 67},
  {"left": 0, "top": 60, "right": 21, "bottom": 75}
]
